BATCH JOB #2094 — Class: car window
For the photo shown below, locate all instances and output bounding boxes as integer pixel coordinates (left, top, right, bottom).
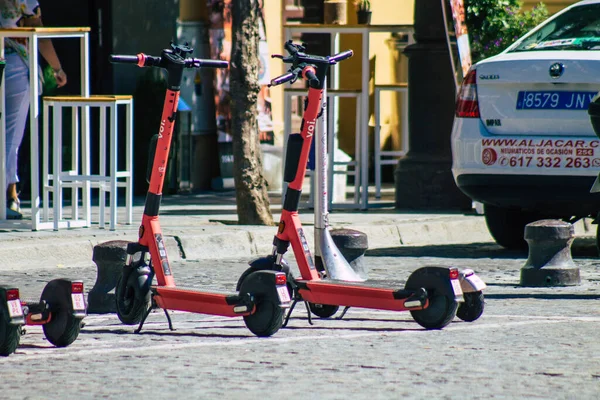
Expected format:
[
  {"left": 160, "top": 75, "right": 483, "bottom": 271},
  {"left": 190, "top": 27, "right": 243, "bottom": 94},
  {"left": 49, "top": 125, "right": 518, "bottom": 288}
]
[{"left": 511, "top": 4, "right": 600, "bottom": 51}]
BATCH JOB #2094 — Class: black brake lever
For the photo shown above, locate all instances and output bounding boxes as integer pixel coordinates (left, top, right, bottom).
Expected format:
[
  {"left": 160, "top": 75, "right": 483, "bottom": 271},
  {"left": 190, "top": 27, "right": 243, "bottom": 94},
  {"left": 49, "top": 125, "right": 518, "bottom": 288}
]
[{"left": 290, "top": 67, "right": 303, "bottom": 84}]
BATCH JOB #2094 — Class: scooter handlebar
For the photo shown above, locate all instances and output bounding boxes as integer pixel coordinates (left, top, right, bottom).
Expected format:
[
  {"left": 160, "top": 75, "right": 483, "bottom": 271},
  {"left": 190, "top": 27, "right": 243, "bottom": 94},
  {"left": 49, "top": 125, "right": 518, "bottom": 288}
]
[
  {"left": 189, "top": 58, "right": 229, "bottom": 69},
  {"left": 109, "top": 53, "right": 161, "bottom": 67},
  {"left": 269, "top": 72, "right": 295, "bottom": 87},
  {"left": 109, "top": 55, "right": 139, "bottom": 64},
  {"left": 329, "top": 49, "right": 354, "bottom": 64},
  {"left": 110, "top": 54, "right": 228, "bottom": 69}
]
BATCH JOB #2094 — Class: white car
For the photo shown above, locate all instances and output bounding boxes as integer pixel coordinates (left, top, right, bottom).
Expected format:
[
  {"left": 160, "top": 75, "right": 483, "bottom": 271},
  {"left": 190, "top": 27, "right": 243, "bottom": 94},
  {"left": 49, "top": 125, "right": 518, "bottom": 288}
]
[{"left": 452, "top": 0, "right": 600, "bottom": 249}]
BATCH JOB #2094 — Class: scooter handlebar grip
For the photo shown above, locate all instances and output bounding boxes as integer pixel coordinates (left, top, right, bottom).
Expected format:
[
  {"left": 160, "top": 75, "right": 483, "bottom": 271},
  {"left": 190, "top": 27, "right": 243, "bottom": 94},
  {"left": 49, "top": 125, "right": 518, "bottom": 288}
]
[
  {"left": 109, "top": 55, "right": 140, "bottom": 64},
  {"left": 329, "top": 49, "right": 354, "bottom": 64},
  {"left": 193, "top": 59, "right": 229, "bottom": 69},
  {"left": 110, "top": 54, "right": 161, "bottom": 67},
  {"left": 269, "top": 72, "right": 295, "bottom": 87}
]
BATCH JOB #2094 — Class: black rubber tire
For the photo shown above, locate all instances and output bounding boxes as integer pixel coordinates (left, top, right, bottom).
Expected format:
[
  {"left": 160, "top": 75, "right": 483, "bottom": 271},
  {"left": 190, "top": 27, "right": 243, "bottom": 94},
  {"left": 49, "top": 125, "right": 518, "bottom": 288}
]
[
  {"left": 41, "top": 282, "right": 82, "bottom": 347},
  {"left": 410, "top": 287, "right": 458, "bottom": 330},
  {"left": 456, "top": 291, "right": 485, "bottom": 322},
  {"left": 115, "top": 270, "right": 152, "bottom": 325},
  {"left": 0, "top": 314, "right": 20, "bottom": 356},
  {"left": 243, "top": 293, "right": 285, "bottom": 338},
  {"left": 484, "top": 204, "right": 541, "bottom": 250},
  {"left": 308, "top": 303, "right": 339, "bottom": 318}
]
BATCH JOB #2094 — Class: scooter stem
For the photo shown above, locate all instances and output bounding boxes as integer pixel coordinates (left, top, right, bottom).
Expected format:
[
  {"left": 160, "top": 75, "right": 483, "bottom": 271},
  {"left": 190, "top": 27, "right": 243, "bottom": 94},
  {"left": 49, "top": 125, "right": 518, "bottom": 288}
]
[{"left": 314, "top": 79, "right": 364, "bottom": 282}]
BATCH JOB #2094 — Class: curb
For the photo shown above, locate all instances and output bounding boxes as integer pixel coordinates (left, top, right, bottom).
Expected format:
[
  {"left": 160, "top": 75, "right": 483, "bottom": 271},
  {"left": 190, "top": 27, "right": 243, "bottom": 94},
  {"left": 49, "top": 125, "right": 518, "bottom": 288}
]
[
  {"left": 1, "top": 217, "right": 493, "bottom": 270},
  {"left": 2, "top": 215, "right": 593, "bottom": 271}
]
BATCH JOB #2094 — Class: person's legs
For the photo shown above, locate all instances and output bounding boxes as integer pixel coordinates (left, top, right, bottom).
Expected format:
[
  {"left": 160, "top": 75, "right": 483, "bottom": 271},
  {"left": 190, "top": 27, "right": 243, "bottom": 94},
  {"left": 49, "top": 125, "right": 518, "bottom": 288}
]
[{"left": 4, "top": 53, "right": 30, "bottom": 218}]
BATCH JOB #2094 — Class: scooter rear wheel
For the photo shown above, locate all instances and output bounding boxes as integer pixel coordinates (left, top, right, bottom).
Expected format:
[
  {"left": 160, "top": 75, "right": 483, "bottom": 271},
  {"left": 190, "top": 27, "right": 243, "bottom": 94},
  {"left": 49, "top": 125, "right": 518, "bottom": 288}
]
[
  {"left": 410, "top": 292, "right": 457, "bottom": 330},
  {"left": 0, "top": 314, "right": 20, "bottom": 356},
  {"left": 241, "top": 271, "right": 285, "bottom": 337},
  {"left": 243, "top": 297, "right": 284, "bottom": 337},
  {"left": 41, "top": 280, "right": 82, "bottom": 347},
  {"left": 456, "top": 291, "right": 484, "bottom": 322},
  {"left": 308, "top": 303, "right": 339, "bottom": 318}
]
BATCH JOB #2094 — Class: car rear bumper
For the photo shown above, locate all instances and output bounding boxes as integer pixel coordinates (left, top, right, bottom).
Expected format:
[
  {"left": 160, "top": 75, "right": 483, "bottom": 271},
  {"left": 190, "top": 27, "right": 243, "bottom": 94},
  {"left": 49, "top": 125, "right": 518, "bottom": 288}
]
[{"left": 456, "top": 173, "right": 600, "bottom": 215}]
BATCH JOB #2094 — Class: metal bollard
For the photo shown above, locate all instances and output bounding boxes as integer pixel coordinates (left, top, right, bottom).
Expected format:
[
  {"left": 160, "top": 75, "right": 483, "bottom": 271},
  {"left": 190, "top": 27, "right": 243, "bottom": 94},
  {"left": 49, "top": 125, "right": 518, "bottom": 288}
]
[
  {"left": 87, "top": 240, "right": 129, "bottom": 313},
  {"left": 330, "top": 228, "right": 369, "bottom": 280},
  {"left": 520, "top": 219, "right": 580, "bottom": 287}
]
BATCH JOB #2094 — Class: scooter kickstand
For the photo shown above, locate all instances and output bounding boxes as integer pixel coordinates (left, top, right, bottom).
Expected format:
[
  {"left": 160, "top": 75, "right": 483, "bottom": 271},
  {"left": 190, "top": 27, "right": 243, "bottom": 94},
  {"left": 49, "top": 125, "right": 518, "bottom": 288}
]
[
  {"left": 303, "top": 301, "right": 314, "bottom": 325},
  {"left": 282, "top": 299, "right": 299, "bottom": 328},
  {"left": 134, "top": 306, "right": 154, "bottom": 334},
  {"left": 336, "top": 306, "right": 351, "bottom": 320},
  {"left": 164, "top": 309, "right": 174, "bottom": 331}
]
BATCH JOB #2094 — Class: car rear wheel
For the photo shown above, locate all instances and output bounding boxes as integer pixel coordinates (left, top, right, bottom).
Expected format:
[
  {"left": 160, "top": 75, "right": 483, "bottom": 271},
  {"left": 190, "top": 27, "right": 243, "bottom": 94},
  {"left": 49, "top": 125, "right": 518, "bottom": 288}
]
[{"left": 484, "top": 204, "right": 541, "bottom": 250}]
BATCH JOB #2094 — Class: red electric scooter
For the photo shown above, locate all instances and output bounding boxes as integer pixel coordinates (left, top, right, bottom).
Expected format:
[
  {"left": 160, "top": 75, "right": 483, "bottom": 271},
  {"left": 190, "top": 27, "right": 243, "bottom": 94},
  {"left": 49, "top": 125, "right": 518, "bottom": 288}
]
[
  {"left": 0, "top": 279, "right": 87, "bottom": 356},
  {"left": 238, "top": 41, "right": 486, "bottom": 329},
  {"left": 109, "top": 43, "right": 290, "bottom": 337}
]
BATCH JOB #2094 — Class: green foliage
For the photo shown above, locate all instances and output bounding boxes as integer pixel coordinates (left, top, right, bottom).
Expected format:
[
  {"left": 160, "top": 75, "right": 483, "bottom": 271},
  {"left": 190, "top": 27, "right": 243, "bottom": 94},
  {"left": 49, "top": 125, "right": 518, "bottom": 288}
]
[{"left": 465, "top": 0, "right": 549, "bottom": 62}]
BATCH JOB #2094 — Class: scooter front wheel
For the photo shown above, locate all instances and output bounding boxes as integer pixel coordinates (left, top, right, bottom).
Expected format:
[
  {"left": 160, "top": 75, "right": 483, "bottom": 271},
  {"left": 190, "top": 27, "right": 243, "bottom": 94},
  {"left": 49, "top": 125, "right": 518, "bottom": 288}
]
[
  {"left": 40, "top": 280, "right": 83, "bottom": 347},
  {"left": 115, "top": 269, "right": 152, "bottom": 325},
  {"left": 456, "top": 291, "right": 484, "bottom": 322},
  {"left": 0, "top": 315, "right": 20, "bottom": 356}
]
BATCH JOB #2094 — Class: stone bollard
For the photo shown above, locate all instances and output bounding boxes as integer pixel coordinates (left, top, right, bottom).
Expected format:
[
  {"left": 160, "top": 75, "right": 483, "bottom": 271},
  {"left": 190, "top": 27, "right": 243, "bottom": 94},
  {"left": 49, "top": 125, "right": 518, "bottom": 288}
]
[
  {"left": 520, "top": 219, "right": 580, "bottom": 287},
  {"left": 87, "top": 240, "right": 130, "bottom": 313},
  {"left": 330, "top": 228, "right": 369, "bottom": 280}
]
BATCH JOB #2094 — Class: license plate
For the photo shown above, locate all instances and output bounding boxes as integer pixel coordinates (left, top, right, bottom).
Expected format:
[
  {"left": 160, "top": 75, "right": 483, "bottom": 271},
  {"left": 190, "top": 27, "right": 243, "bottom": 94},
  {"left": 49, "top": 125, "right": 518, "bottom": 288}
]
[
  {"left": 7, "top": 299, "right": 23, "bottom": 318},
  {"left": 516, "top": 91, "right": 597, "bottom": 110},
  {"left": 71, "top": 293, "right": 86, "bottom": 311},
  {"left": 450, "top": 279, "right": 463, "bottom": 297},
  {"left": 276, "top": 286, "right": 291, "bottom": 303}
]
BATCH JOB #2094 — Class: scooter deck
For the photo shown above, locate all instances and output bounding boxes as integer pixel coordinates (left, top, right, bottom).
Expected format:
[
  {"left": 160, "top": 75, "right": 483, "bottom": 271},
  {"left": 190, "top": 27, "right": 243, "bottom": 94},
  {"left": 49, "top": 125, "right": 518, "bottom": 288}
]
[
  {"left": 295, "top": 279, "right": 427, "bottom": 311},
  {"left": 152, "top": 286, "right": 251, "bottom": 317}
]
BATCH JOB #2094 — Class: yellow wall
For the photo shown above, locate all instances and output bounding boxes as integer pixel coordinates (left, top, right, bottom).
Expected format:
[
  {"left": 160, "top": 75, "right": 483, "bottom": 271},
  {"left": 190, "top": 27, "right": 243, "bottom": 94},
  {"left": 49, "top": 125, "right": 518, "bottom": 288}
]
[
  {"left": 264, "top": 0, "right": 284, "bottom": 145},
  {"left": 268, "top": 0, "right": 414, "bottom": 153},
  {"left": 338, "top": 0, "right": 414, "bottom": 157}
]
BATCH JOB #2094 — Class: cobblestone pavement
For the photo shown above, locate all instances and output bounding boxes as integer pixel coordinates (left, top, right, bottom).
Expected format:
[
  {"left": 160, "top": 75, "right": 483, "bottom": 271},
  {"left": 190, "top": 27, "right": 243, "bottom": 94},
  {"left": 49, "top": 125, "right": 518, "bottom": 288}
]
[{"left": 1, "top": 241, "right": 599, "bottom": 399}]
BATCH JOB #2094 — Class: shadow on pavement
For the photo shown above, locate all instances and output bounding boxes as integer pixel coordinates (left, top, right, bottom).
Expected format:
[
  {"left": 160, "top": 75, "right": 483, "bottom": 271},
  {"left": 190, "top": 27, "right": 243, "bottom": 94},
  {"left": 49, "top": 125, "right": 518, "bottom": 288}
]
[{"left": 367, "top": 237, "right": 598, "bottom": 259}]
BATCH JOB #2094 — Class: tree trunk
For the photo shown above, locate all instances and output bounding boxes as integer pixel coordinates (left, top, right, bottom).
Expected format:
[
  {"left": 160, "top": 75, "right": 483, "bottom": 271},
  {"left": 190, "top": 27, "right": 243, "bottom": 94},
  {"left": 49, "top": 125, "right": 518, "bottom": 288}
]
[{"left": 230, "top": 0, "right": 274, "bottom": 225}]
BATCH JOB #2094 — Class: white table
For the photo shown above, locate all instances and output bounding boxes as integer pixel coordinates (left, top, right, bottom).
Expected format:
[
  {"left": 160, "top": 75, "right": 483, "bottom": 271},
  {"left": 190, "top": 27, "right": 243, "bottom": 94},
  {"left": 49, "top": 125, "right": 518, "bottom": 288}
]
[
  {"left": 283, "top": 24, "right": 414, "bottom": 209},
  {"left": 0, "top": 27, "right": 90, "bottom": 225}
]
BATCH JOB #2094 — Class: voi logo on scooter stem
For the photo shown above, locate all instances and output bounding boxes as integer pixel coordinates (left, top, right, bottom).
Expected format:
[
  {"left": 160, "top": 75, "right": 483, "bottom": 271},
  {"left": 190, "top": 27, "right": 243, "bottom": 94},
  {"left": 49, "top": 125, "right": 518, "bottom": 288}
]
[
  {"left": 305, "top": 119, "right": 316, "bottom": 138},
  {"left": 237, "top": 40, "right": 487, "bottom": 329},
  {"left": 109, "top": 43, "right": 290, "bottom": 338}
]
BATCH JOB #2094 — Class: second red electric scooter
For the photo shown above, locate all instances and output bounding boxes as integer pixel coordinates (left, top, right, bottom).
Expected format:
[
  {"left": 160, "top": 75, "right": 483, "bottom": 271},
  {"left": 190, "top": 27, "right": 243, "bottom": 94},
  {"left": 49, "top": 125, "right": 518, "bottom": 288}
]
[
  {"left": 110, "top": 43, "right": 290, "bottom": 337},
  {"left": 238, "top": 41, "right": 486, "bottom": 329}
]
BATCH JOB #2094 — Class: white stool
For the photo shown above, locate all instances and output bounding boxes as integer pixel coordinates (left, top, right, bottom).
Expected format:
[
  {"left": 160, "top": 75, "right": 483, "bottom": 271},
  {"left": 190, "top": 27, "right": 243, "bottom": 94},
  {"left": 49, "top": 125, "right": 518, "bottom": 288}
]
[
  {"left": 38, "top": 95, "right": 133, "bottom": 231},
  {"left": 283, "top": 88, "right": 362, "bottom": 209},
  {"left": 373, "top": 83, "right": 409, "bottom": 199}
]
